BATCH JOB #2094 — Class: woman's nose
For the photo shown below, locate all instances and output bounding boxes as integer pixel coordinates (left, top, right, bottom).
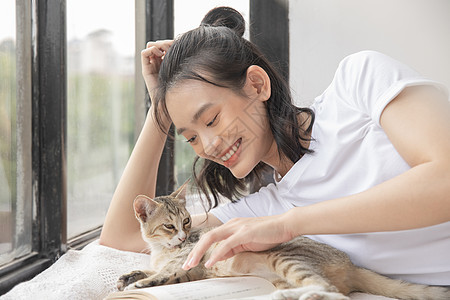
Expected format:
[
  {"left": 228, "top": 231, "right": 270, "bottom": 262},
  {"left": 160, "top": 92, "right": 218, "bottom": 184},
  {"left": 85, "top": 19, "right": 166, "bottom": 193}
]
[{"left": 203, "top": 135, "right": 223, "bottom": 157}]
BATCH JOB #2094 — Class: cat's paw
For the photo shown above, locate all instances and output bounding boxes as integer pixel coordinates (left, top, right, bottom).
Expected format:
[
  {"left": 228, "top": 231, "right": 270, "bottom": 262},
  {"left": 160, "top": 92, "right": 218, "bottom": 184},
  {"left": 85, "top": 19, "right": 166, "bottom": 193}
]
[
  {"left": 271, "top": 286, "right": 350, "bottom": 300},
  {"left": 132, "top": 276, "right": 170, "bottom": 289},
  {"left": 117, "top": 270, "right": 149, "bottom": 291}
]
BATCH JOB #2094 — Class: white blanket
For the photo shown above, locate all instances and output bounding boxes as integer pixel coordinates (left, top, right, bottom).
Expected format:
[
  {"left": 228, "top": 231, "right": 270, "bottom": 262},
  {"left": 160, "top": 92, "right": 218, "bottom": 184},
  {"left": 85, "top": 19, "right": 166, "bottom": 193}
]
[{"left": 1, "top": 240, "right": 394, "bottom": 300}]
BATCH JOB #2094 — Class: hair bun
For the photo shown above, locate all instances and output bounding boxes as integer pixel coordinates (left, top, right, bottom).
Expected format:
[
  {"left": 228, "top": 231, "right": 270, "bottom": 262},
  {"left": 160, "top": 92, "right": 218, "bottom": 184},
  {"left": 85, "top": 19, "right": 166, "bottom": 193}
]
[{"left": 200, "top": 6, "right": 245, "bottom": 37}]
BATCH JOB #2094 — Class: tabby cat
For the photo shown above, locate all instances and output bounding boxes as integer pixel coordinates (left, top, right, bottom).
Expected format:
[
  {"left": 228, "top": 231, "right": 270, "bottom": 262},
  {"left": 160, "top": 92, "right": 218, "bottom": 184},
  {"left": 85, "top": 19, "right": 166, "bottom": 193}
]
[{"left": 117, "top": 185, "right": 450, "bottom": 300}]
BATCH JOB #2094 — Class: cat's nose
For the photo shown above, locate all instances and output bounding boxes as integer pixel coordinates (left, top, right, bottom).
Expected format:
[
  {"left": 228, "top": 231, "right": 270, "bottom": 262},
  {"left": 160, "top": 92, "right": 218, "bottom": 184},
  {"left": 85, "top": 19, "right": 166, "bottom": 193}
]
[{"left": 178, "top": 231, "right": 187, "bottom": 242}]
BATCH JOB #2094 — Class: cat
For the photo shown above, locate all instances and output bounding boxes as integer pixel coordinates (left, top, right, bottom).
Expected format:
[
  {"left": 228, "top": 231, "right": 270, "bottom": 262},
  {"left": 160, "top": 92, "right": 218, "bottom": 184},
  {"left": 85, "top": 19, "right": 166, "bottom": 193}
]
[{"left": 117, "top": 184, "right": 450, "bottom": 300}]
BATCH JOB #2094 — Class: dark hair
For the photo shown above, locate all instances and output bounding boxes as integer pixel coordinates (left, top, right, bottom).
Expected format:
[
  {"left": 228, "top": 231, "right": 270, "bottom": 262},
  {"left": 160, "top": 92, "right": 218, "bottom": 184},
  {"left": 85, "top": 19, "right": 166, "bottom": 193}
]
[{"left": 154, "top": 7, "right": 314, "bottom": 210}]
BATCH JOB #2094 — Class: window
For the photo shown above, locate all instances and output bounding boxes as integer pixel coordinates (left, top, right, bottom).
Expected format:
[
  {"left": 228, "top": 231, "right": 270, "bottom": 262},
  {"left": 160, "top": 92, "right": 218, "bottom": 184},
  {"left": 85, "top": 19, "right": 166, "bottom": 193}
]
[
  {"left": 66, "top": 0, "right": 136, "bottom": 238},
  {"left": 0, "top": 0, "right": 32, "bottom": 267},
  {"left": 0, "top": 1, "right": 142, "bottom": 293}
]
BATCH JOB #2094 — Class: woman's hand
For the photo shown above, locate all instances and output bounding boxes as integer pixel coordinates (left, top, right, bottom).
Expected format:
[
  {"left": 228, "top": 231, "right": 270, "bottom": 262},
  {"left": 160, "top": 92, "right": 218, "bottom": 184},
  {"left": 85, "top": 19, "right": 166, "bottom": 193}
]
[
  {"left": 141, "top": 40, "right": 173, "bottom": 94},
  {"left": 182, "top": 214, "right": 295, "bottom": 270},
  {"left": 141, "top": 40, "right": 174, "bottom": 129}
]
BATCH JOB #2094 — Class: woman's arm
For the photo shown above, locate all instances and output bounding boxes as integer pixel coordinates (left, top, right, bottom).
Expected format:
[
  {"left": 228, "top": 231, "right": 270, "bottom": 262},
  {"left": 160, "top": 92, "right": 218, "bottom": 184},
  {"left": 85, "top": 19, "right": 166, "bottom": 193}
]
[
  {"left": 183, "top": 85, "right": 450, "bottom": 269},
  {"left": 192, "top": 213, "right": 223, "bottom": 228},
  {"left": 99, "top": 41, "right": 173, "bottom": 251},
  {"left": 99, "top": 113, "right": 168, "bottom": 252},
  {"left": 99, "top": 40, "right": 224, "bottom": 251},
  {"left": 290, "top": 85, "right": 450, "bottom": 235}
]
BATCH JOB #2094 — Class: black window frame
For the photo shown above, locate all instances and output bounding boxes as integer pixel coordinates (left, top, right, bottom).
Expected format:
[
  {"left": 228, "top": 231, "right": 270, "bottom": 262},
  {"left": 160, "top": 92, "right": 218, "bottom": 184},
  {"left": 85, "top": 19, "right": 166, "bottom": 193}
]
[
  {"left": 249, "top": 0, "right": 289, "bottom": 190},
  {"left": 0, "top": 0, "right": 66, "bottom": 294},
  {"left": 147, "top": 0, "right": 176, "bottom": 197},
  {"left": 250, "top": 0, "right": 289, "bottom": 81}
]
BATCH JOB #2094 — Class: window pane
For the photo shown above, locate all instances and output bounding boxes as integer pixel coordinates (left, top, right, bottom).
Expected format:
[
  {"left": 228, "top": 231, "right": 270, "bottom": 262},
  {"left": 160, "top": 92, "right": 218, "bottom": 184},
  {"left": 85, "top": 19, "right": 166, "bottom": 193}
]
[
  {"left": 174, "top": 132, "right": 196, "bottom": 187},
  {"left": 0, "top": 1, "right": 32, "bottom": 266},
  {"left": 173, "top": 0, "right": 250, "bottom": 186},
  {"left": 67, "top": 1, "right": 135, "bottom": 238}
]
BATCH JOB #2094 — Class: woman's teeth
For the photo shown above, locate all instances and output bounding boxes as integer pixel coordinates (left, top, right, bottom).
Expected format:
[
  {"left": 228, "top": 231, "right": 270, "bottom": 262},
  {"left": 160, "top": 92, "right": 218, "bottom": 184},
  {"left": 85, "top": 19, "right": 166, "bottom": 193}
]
[{"left": 221, "top": 140, "right": 241, "bottom": 162}]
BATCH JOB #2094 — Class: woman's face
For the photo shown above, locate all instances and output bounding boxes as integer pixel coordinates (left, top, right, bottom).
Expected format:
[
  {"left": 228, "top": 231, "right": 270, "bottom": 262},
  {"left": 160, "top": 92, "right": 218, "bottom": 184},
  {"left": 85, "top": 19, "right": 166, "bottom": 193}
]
[{"left": 166, "top": 79, "right": 276, "bottom": 179}]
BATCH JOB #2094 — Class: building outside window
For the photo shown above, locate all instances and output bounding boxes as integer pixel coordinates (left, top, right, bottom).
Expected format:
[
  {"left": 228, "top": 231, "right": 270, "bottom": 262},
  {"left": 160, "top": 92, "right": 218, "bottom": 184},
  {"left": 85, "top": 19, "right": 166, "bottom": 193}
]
[
  {"left": 0, "top": 0, "right": 32, "bottom": 268},
  {"left": 66, "top": 0, "right": 136, "bottom": 238}
]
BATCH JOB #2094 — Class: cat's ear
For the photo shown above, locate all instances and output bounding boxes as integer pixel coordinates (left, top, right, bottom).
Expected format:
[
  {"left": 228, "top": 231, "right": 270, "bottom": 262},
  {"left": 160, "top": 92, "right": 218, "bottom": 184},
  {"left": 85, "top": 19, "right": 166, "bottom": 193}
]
[
  {"left": 133, "top": 195, "right": 160, "bottom": 223},
  {"left": 170, "top": 179, "right": 190, "bottom": 201}
]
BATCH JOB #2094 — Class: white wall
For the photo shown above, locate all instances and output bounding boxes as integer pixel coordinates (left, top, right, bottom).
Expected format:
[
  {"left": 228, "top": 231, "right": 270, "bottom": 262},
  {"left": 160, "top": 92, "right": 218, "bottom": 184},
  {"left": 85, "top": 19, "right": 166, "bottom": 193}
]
[{"left": 289, "top": 0, "right": 450, "bottom": 106}]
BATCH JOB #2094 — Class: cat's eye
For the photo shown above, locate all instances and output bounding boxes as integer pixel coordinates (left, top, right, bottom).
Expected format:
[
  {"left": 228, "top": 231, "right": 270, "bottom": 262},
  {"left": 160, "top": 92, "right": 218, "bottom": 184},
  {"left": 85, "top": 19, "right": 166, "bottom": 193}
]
[
  {"left": 163, "top": 224, "right": 175, "bottom": 230},
  {"left": 183, "top": 217, "right": 191, "bottom": 225}
]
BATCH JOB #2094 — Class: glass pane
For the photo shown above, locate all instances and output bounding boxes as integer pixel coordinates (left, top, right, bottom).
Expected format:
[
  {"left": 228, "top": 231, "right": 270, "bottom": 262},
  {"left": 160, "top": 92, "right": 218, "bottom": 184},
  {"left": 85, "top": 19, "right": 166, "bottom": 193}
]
[
  {"left": 0, "top": 1, "right": 32, "bottom": 266},
  {"left": 174, "top": 132, "right": 197, "bottom": 188},
  {"left": 67, "top": 0, "right": 135, "bottom": 238},
  {"left": 173, "top": 0, "right": 250, "bottom": 187}
]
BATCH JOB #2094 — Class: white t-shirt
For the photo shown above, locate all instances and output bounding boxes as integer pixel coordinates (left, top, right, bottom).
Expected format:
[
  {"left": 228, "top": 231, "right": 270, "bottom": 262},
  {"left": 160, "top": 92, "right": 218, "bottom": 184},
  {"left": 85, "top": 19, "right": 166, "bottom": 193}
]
[{"left": 211, "top": 51, "right": 450, "bottom": 285}]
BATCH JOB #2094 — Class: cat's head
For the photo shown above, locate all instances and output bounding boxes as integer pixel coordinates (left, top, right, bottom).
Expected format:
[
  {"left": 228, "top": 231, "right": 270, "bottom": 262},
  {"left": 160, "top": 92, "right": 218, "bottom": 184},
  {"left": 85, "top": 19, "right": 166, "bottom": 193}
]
[{"left": 133, "top": 182, "right": 191, "bottom": 249}]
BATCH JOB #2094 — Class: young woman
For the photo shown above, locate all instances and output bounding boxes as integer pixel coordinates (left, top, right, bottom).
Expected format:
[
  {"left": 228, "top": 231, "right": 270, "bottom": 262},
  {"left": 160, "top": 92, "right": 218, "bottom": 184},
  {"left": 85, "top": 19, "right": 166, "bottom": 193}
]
[{"left": 99, "top": 7, "right": 450, "bottom": 286}]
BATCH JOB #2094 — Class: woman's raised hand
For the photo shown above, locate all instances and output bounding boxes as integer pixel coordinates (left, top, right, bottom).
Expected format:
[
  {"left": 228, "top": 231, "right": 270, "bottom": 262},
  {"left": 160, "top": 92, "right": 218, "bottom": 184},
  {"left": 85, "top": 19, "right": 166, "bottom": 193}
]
[
  {"left": 182, "top": 214, "right": 295, "bottom": 270},
  {"left": 141, "top": 40, "right": 174, "bottom": 94}
]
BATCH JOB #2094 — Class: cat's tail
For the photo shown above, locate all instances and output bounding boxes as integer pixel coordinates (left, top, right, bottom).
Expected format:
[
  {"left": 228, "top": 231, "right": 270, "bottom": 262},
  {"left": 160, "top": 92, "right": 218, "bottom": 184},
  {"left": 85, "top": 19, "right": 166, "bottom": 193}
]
[{"left": 350, "top": 268, "right": 450, "bottom": 300}]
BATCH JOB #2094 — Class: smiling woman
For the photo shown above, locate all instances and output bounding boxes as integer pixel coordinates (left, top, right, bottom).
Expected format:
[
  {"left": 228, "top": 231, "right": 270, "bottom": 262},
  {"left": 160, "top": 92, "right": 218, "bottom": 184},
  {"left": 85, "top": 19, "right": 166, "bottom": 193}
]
[
  {"left": 90, "top": 4, "right": 450, "bottom": 299},
  {"left": 166, "top": 76, "right": 272, "bottom": 177},
  {"left": 172, "top": 0, "right": 251, "bottom": 190},
  {"left": 153, "top": 21, "right": 314, "bottom": 209},
  {"left": 109, "top": 4, "right": 450, "bottom": 289}
]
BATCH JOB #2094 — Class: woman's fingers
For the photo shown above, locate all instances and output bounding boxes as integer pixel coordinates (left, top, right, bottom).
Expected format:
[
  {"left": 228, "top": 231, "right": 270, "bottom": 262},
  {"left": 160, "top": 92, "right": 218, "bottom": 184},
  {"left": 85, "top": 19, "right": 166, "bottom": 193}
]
[
  {"left": 141, "top": 40, "right": 174, "bottom": 76},
  {"left": 146, "top": 39, "right": 173, "bottom": 50},
  {"left": 182, "top": 215, "right": 293, "bottom": 270},
  {"left": 204, "top": 235, "right": 247, "bottom": 267},
  {"left": 145, "top": 40, "right": 174, "bottom": 59},
  {"left": 182, "top": 218, "right": 256, "bottom": 270},
  {"left": 182, "top": 227, "right": 231, "bottom": 270},
  {"left": 205, "top": 249, "right": 236, "bottom": 268},
  {"left": 141, "top": 47, "right": 163, "bottom": 65}
]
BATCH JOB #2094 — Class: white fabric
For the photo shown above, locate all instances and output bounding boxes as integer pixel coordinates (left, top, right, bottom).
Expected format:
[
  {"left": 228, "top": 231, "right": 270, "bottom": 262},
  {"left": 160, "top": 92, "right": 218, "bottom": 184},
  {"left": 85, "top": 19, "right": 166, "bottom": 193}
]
[
  {"left": 1, "top": 240, "right": 152, "bottom": 300},
  {"left": 211, "top": 51, "right": 450, "bottom": 285},
  {"left": 1, "top": 240, "right": 393, "bottom": 300}
]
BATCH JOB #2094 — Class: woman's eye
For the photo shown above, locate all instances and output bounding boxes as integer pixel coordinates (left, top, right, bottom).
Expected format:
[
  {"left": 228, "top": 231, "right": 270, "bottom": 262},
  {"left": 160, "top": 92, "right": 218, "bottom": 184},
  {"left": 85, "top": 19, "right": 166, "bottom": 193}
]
[
  {"left": 163, "top": 224, "right": 175, "bottom": 230},
  {"left": 206, "top": 114, "right": 218, "bottom": 127},
  {"left": 186, "top": 135, "right": 197, "bottom": 143}
]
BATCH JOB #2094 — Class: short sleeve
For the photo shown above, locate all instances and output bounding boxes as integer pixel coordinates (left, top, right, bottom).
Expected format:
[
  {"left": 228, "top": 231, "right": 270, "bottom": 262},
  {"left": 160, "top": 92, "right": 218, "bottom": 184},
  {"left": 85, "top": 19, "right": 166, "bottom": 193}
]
[
  {"left": 210, "top": 183, "right": 293, "bottom": 223},
  {"left": 331, "top": 50, "right": 448, "bottom": 126}
]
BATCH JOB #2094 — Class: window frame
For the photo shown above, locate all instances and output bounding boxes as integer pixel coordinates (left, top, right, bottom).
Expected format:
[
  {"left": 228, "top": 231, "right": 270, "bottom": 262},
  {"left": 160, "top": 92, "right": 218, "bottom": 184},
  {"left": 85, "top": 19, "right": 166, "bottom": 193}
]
[
  {"left": 147, "top": 0, "right": 176, "bottom": 197},
  {"left": 250, "top": 0, "right": 289, "bottom": 81},
  {"left": 0, "top": 0, "right": 65, "bottom": 293}
]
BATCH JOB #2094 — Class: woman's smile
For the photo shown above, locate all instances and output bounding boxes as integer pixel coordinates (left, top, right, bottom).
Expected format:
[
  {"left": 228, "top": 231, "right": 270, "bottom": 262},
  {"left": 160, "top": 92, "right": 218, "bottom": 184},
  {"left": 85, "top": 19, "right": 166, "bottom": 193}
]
[
  {"left": 220, "top": 138, "right": 242, "bottom": 168},
  {"left": 166, "top": 78, "right": 276, "bottom": 179}
]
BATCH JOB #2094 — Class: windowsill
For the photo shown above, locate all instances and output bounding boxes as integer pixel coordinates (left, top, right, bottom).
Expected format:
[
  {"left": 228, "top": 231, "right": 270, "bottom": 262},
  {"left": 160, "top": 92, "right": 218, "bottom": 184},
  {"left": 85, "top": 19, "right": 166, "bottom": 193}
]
[
  {"left": 0, "top": 227, "right": 102, "bottom": 295},
  {"left": 68, "top": 226, "right": 102, "bottom": 251},
  {"left": 0, "top": 254, "right": 51, "bottom": 295}
]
